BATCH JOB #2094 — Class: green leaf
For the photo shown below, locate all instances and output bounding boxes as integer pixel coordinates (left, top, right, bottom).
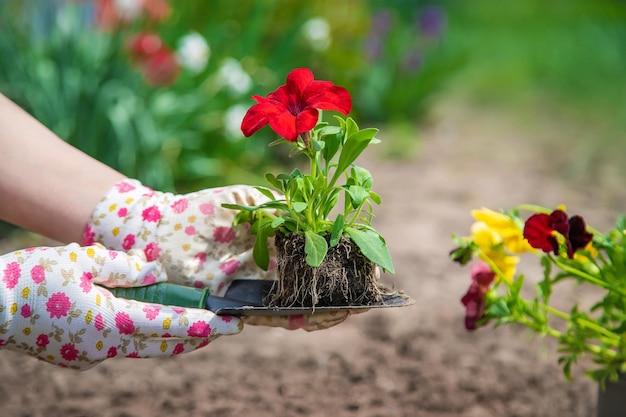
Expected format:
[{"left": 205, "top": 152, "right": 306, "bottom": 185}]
[
  {"left": 369, "top": 191, "right": 382, "bottom": 205},
  {"left": 292, "top": 202, "right": 308, "bottom": 213},
  {"left": 264, "top": 173, "right": 283, "bottom": 191},
  {"left": 345, "top": 227, "right": 395, "bottom": 273},
  {"left": 330, "top": 214, "right": 345, "bottom": 247},
  {"left": 321, "top": 132, "right": 341, "bottom": 162},
  {"left": 255, "top": 186, "right": 277, "bottom": 200},
  {"left": 271, "top": 217, "right": 286, "bottom": 228},
  {"left": 346, "top": 185, "right": 369, "bottom": 209},
  {"left": 252, "top": 230, "right": 271, "bottom": 271},
  {"left": 333, "top": 128, "right": 379, "bottom": 183},
  {"left": 305, "top": 230, "right": 328, "bottom": 267}
]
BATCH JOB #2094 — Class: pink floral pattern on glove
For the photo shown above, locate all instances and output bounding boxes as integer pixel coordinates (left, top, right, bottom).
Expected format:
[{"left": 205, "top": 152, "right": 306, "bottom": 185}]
[
  {"left": 84, "top": 179, "right": 277, "bottom": 296},
  {"left": 0, "top": 243, "right": 242, "bottom": 370}
]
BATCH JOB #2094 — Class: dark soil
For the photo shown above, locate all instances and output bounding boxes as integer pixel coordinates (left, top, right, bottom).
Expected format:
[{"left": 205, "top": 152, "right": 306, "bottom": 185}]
[{"left": 1, "top": 100, "right": 618, "bottom": 416}]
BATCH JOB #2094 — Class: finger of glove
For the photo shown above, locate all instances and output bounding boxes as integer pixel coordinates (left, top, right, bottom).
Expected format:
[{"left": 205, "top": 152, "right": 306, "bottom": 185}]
[
  {"left": 67, "top": 244, "right": 169, "bottom": 287},
  {"left": 160, "top": 185, "right": 279, "bottom": 293},
  {"left": 103, "top": 294, "right": 244, "bottom": 339},
  {"left": 129, "top": 336, "right": 213, "bottom": 358},
  {"left": 243, "top": 311, "right": 349, "bottom": 332}
]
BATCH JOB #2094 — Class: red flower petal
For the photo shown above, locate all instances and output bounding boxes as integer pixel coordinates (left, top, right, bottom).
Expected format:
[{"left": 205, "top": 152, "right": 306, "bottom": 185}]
[
  {"left": 241, "top": 96, "right": 286, "bottom": 137},
  {"left": 523, "top": 213, "right": 557, "bottom": 253},
  {"left": 304, "top": 83, "right": 352, "bottom": 115},
  {"left": 285, "top": 68, "right": 315, "bottom": 99},
  {"left": 241, "top": 68, "right": 352, "bottom": 141}
]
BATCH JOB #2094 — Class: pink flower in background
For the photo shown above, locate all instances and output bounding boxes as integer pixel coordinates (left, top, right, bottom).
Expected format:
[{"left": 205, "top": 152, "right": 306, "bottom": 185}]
[
  {"left": 117, "top": 207, "right": 128, "bottom": 217},
  {"left": 95, "top": 0, "right": 170, "bottom": 30},
  {"left": 219, "top": 259, "right": 240, "bottom": 275},
  {"left": 141, "top": 205, "right": 162, "bottom": 222},
  {"left": 127, "top": 33, "right": 180, "bottom": 86},
  {"left": 107, "top": 347, "right": 118, "bottom": 358},
  {"left": 60, "top": 343, "right": 79, "bottom": 361},
  {"left": 188, "top": 321, "right": 212, "bottom": 338},
  {"left": 170, "top": 198, "right": 189, "bottom": 213},
  {"left": 185, "top": 226, "right": 195, "bottom": 236},
  {"left": 127, "top": 352, "right": 140, "bottom": 358},
  {"left": 2, "top": 262, "right": 20, "bottom": 289},
  {"left": 46, "top": 292, "right": 71, "bottom": 319},
  {"left": 213, "top": 226, "right": 236, "bottom": 243},
  {"left": 115, "top": 312, "right": 136, "bottom": 335},
  {"left": 30, "top": 264, "right": 46, "bottom": 284},
  {"left": 122, "top": 234, "right": 136, "bottom": 250}
]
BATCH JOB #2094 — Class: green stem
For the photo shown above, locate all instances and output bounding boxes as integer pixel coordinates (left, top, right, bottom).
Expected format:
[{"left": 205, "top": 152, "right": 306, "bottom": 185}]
[{"left": 550, "top": 256, "right": 626, "bottom": 297}]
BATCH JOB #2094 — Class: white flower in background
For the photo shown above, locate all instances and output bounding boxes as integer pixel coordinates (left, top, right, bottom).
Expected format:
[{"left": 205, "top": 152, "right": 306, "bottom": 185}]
[
  {"left": 113, "top": 0, "right": 143, "bottom": 21},
  {"left": 301, "top": 17, "right": 331, "bottom": 51},
  {"left": 218, "top": 58, "right": 252, "bottom": 96},
  {"left": 177, "top": 32, "right": 210, "bottom": 74},
  {"left": 223, "top": 104, "right": 248, "bottom": 140}
]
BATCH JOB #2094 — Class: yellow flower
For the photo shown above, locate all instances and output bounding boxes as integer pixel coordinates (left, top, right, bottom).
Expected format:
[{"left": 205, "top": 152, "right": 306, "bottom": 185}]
[
  {"left": 479, "top": 249, "right": 519, "bottom": 282},
  {"left": 470, "top": 221, "right": 519, "bottom": 281},
  {"left": 472, "top": 208, "right": 532, "bottom": 254}
]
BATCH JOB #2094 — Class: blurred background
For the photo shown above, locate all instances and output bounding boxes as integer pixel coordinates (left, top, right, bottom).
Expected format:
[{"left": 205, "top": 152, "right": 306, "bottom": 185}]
[{"left": 0, "top": 0, "right": 624, "bottom": 208}]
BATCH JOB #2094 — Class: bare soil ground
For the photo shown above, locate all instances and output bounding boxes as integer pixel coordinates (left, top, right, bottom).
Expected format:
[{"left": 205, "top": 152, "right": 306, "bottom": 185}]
[{"left": 1, "top": 101, "right": 619, "bottom": 416}]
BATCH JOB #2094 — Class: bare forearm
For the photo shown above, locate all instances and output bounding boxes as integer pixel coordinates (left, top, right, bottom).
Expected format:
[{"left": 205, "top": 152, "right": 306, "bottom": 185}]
[{"left": 0, "top": 94, "right": 126, "bottom": 243}]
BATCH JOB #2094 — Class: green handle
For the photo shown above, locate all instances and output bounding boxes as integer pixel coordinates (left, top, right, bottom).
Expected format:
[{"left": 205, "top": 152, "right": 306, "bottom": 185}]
[{"left": 106, "top": 283, "right": 210, "bottom": 309}]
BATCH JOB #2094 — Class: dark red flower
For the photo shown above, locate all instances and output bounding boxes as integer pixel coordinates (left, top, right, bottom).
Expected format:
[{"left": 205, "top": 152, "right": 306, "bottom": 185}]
[
  {"left": 461, "top": 262, "right": 495, "bottom": 330},
  {"left": 523, "top": 210, "right": 592, "bottom": 258},
  {"left": 568, "top": 215, "right": 593, "bottom": 253},
  {"left": 241, "top": 68, "right": 352, "bottom": 142}
]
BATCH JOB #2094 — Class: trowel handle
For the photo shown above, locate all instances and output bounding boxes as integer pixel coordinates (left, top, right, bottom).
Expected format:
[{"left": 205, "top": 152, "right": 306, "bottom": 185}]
[{"left": 105, "top": 283, "right": 210, "bottom": 309}]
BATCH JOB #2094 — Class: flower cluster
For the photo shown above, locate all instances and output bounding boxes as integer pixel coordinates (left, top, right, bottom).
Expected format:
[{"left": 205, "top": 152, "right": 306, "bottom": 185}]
[
  {"left": 226, "top": 68, "right": 394, "bottom": 274},
  {"left": 451, "top": 205, "right": 626, "bottom": 383}
]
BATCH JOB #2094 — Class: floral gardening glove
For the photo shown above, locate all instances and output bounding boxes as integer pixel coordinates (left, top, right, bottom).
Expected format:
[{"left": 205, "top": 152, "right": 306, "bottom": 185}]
[
  {"left": 0, "top": 243, "right": 242, "bottom": 370},
  {"left": 84, "top": 179, "right": 350, "bottom": 331}
]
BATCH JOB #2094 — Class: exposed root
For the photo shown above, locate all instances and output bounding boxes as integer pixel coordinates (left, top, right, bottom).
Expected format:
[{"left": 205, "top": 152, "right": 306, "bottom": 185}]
[{"left": 267, "top": 232, "right": 390, "bottom": 307}]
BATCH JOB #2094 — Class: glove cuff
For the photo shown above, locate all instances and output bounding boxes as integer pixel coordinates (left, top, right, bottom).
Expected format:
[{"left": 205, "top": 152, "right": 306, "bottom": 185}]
[{"left": 83, "top": 179, "right": 166, "bottom": 255}]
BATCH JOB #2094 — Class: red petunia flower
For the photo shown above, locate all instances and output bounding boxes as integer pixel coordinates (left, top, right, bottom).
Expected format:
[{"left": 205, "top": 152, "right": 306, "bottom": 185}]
[
  {"left": 523, "top": 210, "right": 592, "bottom": 258},
  {"left": 241, "top": 68, "right": 352, "bottom": 142}
]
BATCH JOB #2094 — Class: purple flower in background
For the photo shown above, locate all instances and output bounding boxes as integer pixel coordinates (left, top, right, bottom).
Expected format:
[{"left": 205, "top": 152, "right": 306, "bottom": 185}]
[
  {"left": 371, "top": 9, "right": 392, "bottom": 36},
  {"left": 401, "top": 48, "right": 423, "bottom": 74},
  {"left": 417, "top": 6, "right": 447, "bottom": 39},
  {"left": 364, "top": 9, "right": 393, "bottom": 62}
]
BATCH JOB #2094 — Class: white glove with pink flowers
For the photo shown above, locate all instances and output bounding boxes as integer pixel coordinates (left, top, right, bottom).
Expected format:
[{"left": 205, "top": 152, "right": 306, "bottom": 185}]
[
  {"left": 0, "top": 243, "right": 241, "bottom": 370},
  {"left": 83, "top": 179, "right": 350, "bottom": 331}
]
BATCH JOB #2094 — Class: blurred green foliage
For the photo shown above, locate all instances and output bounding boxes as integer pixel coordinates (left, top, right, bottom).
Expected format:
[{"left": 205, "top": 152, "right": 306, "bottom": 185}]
[
  {"left": 0, "top": 0, "right": 455, "bottom": 193},
  {"left": 441, "top": 0, "right": 626, "bottom": 180}
]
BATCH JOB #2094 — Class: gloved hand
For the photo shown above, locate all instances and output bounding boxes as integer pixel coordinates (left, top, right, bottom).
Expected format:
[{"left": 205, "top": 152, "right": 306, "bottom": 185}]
[
  {"left": 0, "top": 243, "right": 241, "bottom": 370},
  {"left": 83, "top": 179, "right": 353, "bottom": 331},
  {"left": 83, "top": 179, "right": 274, "bottom": 296}
]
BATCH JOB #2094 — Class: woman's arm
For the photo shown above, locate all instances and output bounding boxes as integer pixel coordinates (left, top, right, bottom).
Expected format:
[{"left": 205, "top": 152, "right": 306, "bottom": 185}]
[{"left": 0, "top": 93, "right": 126, "bottom": 243}]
